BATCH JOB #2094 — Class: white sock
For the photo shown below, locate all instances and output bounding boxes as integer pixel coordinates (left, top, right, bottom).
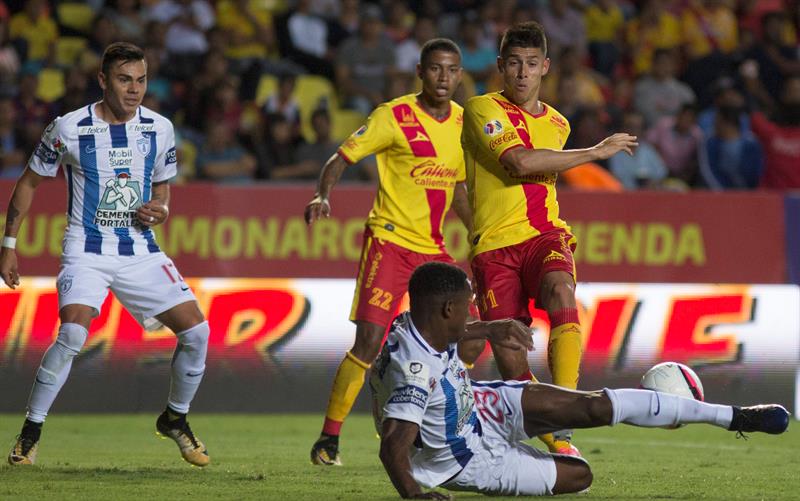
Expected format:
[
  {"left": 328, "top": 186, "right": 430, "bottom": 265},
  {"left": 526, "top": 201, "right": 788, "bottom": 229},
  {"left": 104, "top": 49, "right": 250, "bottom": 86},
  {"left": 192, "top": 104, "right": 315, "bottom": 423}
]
[
  {"left": 604, "top": 388, "right": 733, "bottom": 429},
  {"left": 167, "top": 321, "right": 209, "bottom": 414},
  {"left": 26, "top": 323, "right": 88, "bottom": 423}
]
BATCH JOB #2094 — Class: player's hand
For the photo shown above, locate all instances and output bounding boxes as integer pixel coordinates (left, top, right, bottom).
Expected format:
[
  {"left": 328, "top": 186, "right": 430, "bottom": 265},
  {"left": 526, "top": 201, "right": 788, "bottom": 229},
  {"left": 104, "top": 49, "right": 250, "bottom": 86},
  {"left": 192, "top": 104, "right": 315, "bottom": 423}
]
[
  {"left": 592, "top": 133, "right": 638, "bottom": 160},
  {"left": 407, "top": 491, "right": 452, "bottom": 500},
  {"left": 304, "top": 195, "right": 331, "bottom": 225},
  {"left": 485, "top": 318, "right": 534, "bottom": 351},
  {"left": 0, "top": 246, "right": 20, "bottom": 289},
  {"left": 137, "top": 201, "right": 169, "bottom": 227}
]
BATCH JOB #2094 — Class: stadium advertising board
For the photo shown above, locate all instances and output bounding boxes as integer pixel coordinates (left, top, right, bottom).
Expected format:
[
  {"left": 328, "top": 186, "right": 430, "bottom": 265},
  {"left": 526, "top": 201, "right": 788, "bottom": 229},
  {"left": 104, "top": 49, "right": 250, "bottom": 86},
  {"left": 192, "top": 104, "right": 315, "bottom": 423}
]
[
  {"left": 0, "top": 181, "right": 788, "bottom": 283},
  {"left": 1, "top": 280, "right": 797, "bottom": 413}
]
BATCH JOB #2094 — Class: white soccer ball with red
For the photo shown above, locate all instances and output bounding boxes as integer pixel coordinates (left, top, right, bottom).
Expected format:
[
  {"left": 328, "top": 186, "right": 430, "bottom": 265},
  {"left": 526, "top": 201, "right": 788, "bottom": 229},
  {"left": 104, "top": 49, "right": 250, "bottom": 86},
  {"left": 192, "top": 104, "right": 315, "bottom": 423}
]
[{"left": 640, "top": 362, "right": 704, "bottom": 401}]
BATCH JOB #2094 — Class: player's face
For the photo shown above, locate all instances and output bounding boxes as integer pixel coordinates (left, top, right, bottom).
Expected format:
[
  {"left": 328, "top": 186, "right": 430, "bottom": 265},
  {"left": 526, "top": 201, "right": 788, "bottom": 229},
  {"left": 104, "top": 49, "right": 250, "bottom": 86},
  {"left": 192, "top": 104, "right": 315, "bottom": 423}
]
[
  {"left": 418, "top": 50, "right": 462, "bottom": 105},
  {"left": 498, "top": 47, "right": 550, "bottom": 105},
  {"left": 447, "top": 284, "right": 475, "bottom": 343},
  {"left": 99, "top": 59, "right": 147, "bottom": 118}
]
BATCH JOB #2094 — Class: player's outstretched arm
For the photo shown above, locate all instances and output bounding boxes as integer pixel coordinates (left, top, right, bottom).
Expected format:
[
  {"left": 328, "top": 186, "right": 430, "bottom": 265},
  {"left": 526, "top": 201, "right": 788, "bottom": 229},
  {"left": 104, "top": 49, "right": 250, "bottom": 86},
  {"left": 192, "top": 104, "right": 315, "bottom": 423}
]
[
  {"left": 1, "top": 167, "right": 46, "bottom": 289},
  {"left": 380, "top": 418, "right": 452, "bottom": 500},
  {"left": 137, "top": 181, "right": 170, "bottom": 227},
  {"left": 501, "top": 133, "right": 638, "bottom": 177},
  {"left": 464, "top": 318, "right": 534, "bottom": 352},
  {"left": 304, "top": 152, "right": 348, "bottom": 225}
]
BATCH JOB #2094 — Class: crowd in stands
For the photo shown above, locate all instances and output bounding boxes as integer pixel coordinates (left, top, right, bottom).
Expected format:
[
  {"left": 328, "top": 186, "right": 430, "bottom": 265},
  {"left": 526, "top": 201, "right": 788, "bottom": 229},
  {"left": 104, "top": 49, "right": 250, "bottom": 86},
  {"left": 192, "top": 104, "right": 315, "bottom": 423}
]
[{"left": 0, "top": 0, "right": 798, "bottom": 191}]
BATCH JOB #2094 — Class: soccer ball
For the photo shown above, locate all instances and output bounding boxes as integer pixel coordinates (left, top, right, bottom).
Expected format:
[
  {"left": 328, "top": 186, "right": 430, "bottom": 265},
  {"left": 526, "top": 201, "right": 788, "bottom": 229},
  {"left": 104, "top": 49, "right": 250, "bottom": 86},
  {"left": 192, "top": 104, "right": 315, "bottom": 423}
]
[{"left": 640, "top": 362, "right": 704, "bottom": 401}]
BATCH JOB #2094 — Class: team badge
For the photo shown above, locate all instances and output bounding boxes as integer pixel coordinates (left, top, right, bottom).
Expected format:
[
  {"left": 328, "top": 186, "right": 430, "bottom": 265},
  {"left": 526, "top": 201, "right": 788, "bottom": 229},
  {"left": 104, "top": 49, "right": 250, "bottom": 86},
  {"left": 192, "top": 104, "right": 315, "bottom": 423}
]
[
  {"left": 136, "top": 136, "right": 151, "bottom": 156},
  {"left": 58, "top": 275, "right": 73, "bottom": 294},
  {"left": 483, "top": 120, "right": 503, "bottom": 136},
  {"left": 409, "top": 362, "right": 423, "bottom": 374}
]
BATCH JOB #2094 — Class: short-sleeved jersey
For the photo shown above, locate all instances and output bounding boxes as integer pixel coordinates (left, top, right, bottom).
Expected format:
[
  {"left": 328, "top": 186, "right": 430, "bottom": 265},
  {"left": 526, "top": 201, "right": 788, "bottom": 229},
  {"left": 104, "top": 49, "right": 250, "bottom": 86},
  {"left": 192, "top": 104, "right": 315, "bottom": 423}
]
[
  {"left": 462, "top": 92, "right": 571, "bottom": 258},
  {"left": 338, "top": 94, "right": 465, "bottom": 254},
  {"left": 370, "top": 312, "right": 480, "bottom": 488},
  {"left": 29, "top": 103, "right": 176, "bottom": 256}
]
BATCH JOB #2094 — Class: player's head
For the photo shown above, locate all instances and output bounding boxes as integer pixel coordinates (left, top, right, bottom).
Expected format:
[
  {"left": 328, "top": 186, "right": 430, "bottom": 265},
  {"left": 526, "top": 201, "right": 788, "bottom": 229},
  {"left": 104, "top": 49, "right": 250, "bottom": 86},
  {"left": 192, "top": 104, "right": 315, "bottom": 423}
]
[
  {"left": 417, "top": 38, "right": 462, "bottom": 106},
  {"left": 497, "top": 22, "right": 550, "bottom": 105},
  {"left": 99, "top": 42, "right": 147, "bottom": 118},
  {"left": 408, "top": 262, "right": 473, "bottom": 342}
]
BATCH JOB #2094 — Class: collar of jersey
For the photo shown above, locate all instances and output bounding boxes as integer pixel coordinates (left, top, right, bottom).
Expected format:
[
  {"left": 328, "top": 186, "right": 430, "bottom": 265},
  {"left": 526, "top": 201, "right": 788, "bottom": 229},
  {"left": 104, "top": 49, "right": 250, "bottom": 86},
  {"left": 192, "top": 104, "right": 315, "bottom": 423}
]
[{"left": 404, "top": 312, "right": 445, "bottom": 358}]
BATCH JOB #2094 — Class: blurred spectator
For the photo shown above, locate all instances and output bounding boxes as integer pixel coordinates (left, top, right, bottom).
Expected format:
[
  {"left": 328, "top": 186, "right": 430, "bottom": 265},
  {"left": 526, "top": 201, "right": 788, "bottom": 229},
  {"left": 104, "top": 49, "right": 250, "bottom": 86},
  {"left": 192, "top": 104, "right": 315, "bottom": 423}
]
[
  {"left": 609, "top": 111, "right": 668, "bottom": 189},
  {"left": 15, "top": 66, "right": 51, "bottom": 150},
  {"left": 750, "top": 77, "right": 800, "bottom": 190},
  {"left": 196, "top": 121, "right": 257, "bottom": 183},
  {"left": 458, "top": 13, "right": 497, "bottom": 95},
  {"left": 386, "top": 1, "right": 414, "bottom": 43},
  {"left": 183, "top": 49, "right": 230, "bottom": 132},
  {"left": 584, "top": 0, "right": 623, "bottom": 76},
  {"left": 541, "top": 46, "right": 606, "bottom": 111},
  {"left": 681, "top": 0, "right": 738, "bottom": 61},
  {"left": 259, "top": 112, "right": 300, "bottom": 180},
  {"left": 105, "top": 0, "right": 146, "bottom": 44},
  {"left": 566, "top": 106, "right": 610, "bottom": 150},
  {"left": 150, "top": 0, "right": 215, "bottom": 57},
  {"left": 699, "top": 105, "right": 763, "bottom": 189},
  {"left": 633, "top": 48, "right": 695, "bottom": 127},
  {"left": 263, "top": 74, "right": 301, "bottom": 140},
  {"left": 326, "top": 0, "right": 360, "bottom": 50},
  {"left": 336, "top": 5, "right": 395, "bottom": 115},
  {"left": 747, "top": 11, "right": 800, "bottom": 102},
  {"left": 560, "top": 162, "right": 624, "bottom": 192},
  {"left": 396, "top": 17, "right": 436, "bottom": 76},
  {"left": 216, "top": 0, "right": 276, "bottom": 65},
  {"left": 697, "top": 77, "right": 751, "bottom": 137},
  {"left": 0, "top": 96, "right": 26, "bottom": 179},
  {"left": 538, "top": 0, "right": 586, "bottom": 58},
  {"left": 625, "top": 0, "right": 682, "bottom": 76},
  {"left": 52, "top": 66, "right": 91, "bottom": 118},
  {"left": 9, "top": 0, "right": 58, "bottom": 63},
  {"left": 286, "top": 0, "right": 334, "bottom": 79},
  {"left": 646, "top": 104, "right": 703, "bottom": 185},
  {"left": 206, "top": 77, "right": 245, "bottom": 136},
  {"left": 87, "top": 14, "right": 120, "bottom": 65},
  {"left": 143, "top": 45, "right": 172, "bottom": 108},
  {"left": 268, "top": 108, "right": 339, "bottom": 180},
  {"left": 0, "top": 12, "right": 20, "bottom": 92}
]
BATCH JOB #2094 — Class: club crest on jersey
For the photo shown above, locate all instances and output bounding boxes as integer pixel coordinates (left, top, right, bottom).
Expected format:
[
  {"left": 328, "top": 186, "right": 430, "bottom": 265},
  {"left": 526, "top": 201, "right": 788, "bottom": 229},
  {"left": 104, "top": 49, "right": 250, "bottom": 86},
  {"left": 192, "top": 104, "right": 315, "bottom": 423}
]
[
  {"left": 57, "top": 274, "right": 73, "bottom": 295},
  {"left": 483, "top": 120, "right": 503, "bottom": 136},
  {"left": 95, "top": 168, "right": 142, "bottom": 228},
  {"left": 136, "top": 136, "right": 151, "bottom": 156}
]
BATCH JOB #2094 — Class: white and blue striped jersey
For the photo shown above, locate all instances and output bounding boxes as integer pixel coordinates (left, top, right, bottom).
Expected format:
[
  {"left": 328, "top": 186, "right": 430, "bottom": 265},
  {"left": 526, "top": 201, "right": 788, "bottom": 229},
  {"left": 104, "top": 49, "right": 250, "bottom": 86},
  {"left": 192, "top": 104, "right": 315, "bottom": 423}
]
[
  {"left": 370, "top": 312, "right": 481, "bottom": 488},
  {"left": 28, "top": 103, "right": 177, "bottom": 256}
]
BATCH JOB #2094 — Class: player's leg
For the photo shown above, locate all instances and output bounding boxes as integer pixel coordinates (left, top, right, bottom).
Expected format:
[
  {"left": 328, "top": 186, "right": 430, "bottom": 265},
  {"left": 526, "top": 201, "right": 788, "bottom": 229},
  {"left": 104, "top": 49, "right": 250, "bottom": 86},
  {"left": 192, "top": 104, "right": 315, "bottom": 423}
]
[
  {"left": 312, "top": 232, "right": 406, "bottom": 465},
  {"left": 9, "top": 256, "right": 111, "bottom": 466},
  {"left": 470, "top": 249, "right": 533, "bottom": 381},
  {"left": 519, "top": 383, "right": 789, "bottom": 437},
  {"left": 112, "top": 252, "right": 209, "bottom": 466},
  {"left": 525, "top": 231, "right": 582, "bottom": 455}
]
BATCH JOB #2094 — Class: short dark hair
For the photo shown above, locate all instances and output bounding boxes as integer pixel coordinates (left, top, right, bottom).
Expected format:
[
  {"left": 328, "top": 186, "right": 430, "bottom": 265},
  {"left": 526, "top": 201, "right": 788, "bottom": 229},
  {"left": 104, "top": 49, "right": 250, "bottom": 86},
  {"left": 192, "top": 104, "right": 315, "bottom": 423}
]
[
  {"left": 101, "top": 42, "right": 145, "bottom": 76},
  {"left": 499, "top": 21, "right": 547, "bottom": 58},
  {"left": 420, "top": 37, "right": 462, "bottom": 67},
  {"left": 408, "top": 262, "right": 470, "bottom": 309}
]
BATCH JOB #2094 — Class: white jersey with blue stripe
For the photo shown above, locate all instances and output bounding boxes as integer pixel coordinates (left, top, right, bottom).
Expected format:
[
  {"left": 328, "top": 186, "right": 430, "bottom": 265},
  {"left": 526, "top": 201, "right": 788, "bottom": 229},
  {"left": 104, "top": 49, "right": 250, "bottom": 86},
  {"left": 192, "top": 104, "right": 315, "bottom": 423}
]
[
  {"left": 370, "top": 311, "right": 481, "bottom": 488},
  {"left": 28, "top": 103, "right": 177, "bottom": 256}
]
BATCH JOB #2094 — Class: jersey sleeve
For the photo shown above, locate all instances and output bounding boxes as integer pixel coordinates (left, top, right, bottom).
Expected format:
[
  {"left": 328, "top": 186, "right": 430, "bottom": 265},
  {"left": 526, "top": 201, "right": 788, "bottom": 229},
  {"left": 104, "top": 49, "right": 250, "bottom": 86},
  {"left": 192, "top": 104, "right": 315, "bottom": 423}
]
[
  {"left": 153, "top": 121, "right": 177, "bottom": 183},
  {"left": 28, "top": 118, "right": 66, "bottom": 177},
  {"left": 462, "top": 97, "right": 527, "bottom": 162},
  {"left": 338, "top": 104, "right": 395, "bottom": 164},
  {"left": 381, "top": 358, "right": 432, "bottom": 426}
]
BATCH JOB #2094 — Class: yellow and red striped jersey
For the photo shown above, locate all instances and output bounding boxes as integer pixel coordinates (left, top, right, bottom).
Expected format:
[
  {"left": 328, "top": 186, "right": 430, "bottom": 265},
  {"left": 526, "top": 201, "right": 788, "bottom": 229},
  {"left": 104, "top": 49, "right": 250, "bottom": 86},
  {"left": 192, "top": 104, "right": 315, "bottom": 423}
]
[
  {"left": 461, "top": 92, "right": 572, "bottom": 257},
  {"left": 338, "top": 94, "right": 465, "bottom": 254}
]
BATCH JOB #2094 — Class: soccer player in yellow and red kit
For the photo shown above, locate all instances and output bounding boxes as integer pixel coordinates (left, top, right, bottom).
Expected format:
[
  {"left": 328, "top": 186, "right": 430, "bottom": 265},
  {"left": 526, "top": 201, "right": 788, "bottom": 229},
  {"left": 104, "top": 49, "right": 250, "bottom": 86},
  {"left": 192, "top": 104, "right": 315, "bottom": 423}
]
[
  {"left": 304, "top": 38, "right": 521, "bottom": 466},
  {"left": 462, "top": 21, "right": 638, "bottom": 456}
]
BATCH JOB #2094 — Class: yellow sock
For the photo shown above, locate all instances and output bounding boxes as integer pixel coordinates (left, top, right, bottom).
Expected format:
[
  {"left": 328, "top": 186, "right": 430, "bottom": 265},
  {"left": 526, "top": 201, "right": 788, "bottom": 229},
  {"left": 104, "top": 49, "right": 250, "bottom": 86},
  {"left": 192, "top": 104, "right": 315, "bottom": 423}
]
[
  {"left": 548, "top": 322, "right": 582, "bottom": 390},
  {"left": 322, "top": 352, "right": 370, "bottom": 435}
]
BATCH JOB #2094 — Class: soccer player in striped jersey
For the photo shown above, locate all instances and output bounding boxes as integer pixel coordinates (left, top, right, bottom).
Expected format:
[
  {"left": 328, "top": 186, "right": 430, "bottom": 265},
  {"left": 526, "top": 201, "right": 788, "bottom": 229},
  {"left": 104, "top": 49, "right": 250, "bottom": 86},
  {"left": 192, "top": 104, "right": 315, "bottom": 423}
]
[
  {"left": 2, "top": 43, "right": 210, "bottom": 467},
  {"left": 374, "top": 262, "right": 789, "bottom": 498},
  {"left": 305, "top": 38, "right": 531, "bottom": 466},
  {"left": 461, "top": 22, "right": 638, "bottom": 456}
]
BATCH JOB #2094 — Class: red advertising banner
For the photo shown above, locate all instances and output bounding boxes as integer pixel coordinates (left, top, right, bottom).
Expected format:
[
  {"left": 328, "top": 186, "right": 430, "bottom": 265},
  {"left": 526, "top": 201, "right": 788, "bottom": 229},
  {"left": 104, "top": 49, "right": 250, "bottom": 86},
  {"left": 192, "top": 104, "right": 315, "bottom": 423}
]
[{"left": 0, "top": 180, "right": 787, "bottom": 283}]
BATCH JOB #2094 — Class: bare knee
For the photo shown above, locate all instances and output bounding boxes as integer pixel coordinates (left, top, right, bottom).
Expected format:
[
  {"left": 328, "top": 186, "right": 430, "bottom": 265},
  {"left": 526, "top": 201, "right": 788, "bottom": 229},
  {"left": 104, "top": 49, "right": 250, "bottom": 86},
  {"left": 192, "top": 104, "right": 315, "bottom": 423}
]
[
  {"left": 539, "top": 273, "right": 576, "bottom": 311},
  {"left": 350, "top": 321, "right": 385, "bottom": 362},
  {"left": 552, "top": 456, "right": 593, "bottom": 495}
]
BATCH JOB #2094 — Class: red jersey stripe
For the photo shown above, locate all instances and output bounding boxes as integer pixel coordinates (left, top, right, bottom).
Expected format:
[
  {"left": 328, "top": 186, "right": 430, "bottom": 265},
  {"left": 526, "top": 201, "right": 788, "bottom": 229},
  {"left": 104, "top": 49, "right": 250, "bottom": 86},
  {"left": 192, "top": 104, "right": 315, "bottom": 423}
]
[{"left": 392, "top": 104, "right": 437, "bottom": 157}]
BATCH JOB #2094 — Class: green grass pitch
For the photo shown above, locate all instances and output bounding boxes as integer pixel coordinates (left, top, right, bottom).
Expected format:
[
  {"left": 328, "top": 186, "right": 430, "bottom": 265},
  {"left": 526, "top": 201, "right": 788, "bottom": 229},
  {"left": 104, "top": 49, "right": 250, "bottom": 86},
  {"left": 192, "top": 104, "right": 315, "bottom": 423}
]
[{"left": 1, "top": 414, "right": 798, "bottom": 500}]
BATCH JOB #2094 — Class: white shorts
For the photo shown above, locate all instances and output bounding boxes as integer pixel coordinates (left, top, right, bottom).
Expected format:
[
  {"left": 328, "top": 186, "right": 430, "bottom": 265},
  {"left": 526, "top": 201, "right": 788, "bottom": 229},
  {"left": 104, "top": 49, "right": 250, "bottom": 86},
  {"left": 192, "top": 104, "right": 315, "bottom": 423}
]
[
  {"left": 443, "top": 380, "right": 558, "bottom": 496},
  {"left": 56, "top": 251, "right": 196, "bottom": 328}
]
